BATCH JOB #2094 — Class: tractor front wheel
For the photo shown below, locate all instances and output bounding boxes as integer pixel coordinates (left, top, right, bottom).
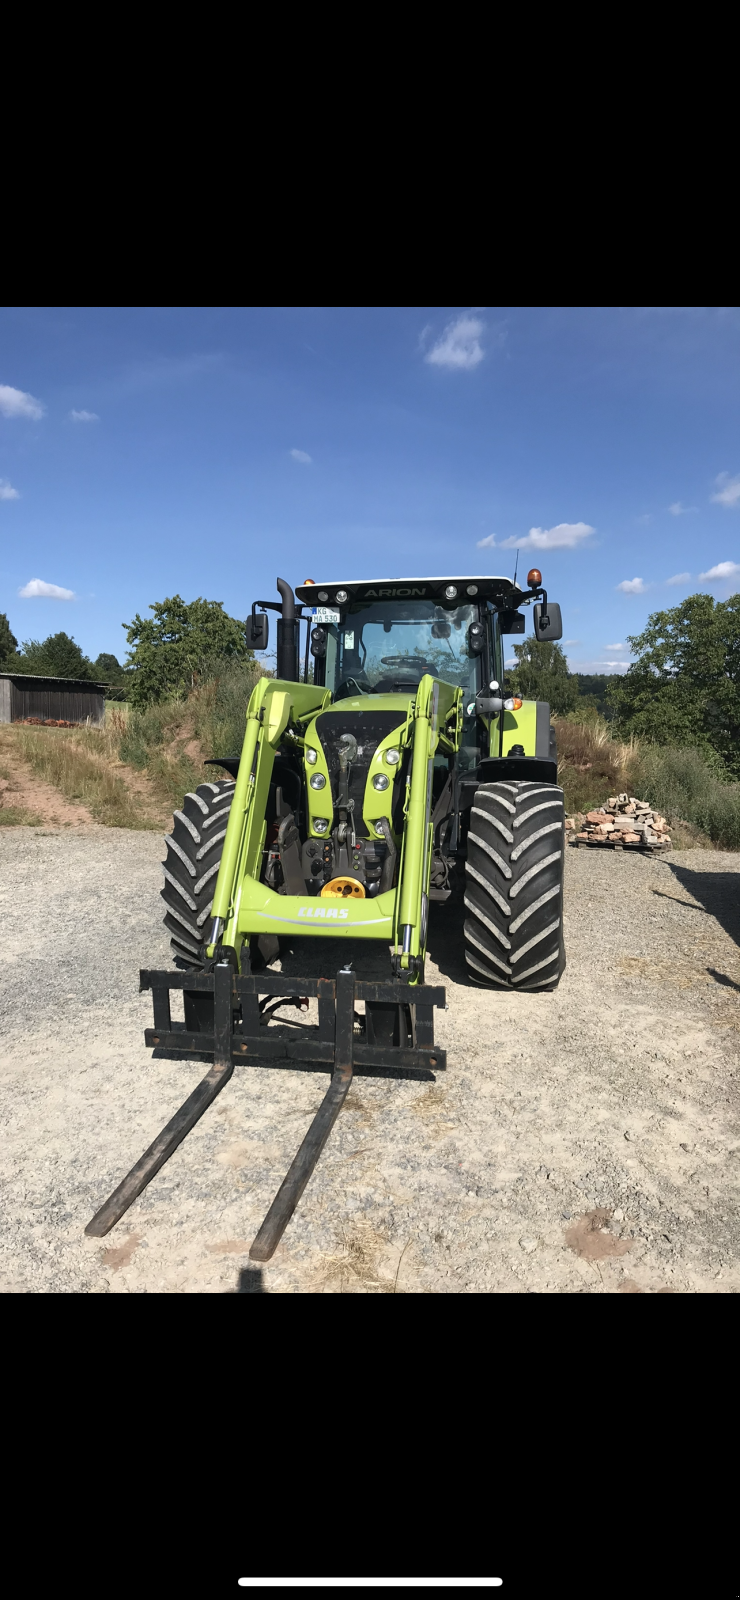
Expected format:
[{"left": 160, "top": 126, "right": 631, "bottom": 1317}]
[
  {"left": 161, "top": 779, "right": 236, "bottom": 967},
  {"left": 463, "top": 779, "right": 566, "bottom": 991}
]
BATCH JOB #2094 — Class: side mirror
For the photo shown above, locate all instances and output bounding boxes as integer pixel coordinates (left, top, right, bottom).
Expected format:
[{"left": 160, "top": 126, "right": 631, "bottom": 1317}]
[
  {"left": 466, "top": 621, "right": 486, "bottom": 655},
  {"left": 246, "top": 611, "right": 269, "bottom": 650},
  {"left": 497, "top": 610, "right": 525, "bottom": 635},
  {"left": 310, "top": 626, "right": 327, "bottom": 659},
  {"left": 533, "top": 602, "right": 562, "bottom": 641}
]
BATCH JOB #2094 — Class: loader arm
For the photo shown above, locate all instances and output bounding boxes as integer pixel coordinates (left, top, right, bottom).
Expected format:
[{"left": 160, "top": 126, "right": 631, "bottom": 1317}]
[
  {"left": 395, "top": 675, "right": 462, "bottom": 974},
  {"left": 207, "top": 676, "right": 331, "bottom": 958}
]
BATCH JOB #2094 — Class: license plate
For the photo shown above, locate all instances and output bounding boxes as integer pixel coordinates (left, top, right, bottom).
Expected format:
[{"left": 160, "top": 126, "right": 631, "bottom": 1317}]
[{"left": 314, "top": 606, "right": 340, "bottom": 623}]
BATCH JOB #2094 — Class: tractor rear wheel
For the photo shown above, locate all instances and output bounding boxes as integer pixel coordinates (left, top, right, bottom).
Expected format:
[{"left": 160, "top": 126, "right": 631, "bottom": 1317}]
[{"left": 463, "top": 779, "right": 565, "bottom": 991}]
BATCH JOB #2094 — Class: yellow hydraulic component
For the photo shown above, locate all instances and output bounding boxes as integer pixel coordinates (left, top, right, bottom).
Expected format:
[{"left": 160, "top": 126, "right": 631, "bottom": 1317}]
[{"left": 320, "top": 877, "right": 366, "bottom": 899}]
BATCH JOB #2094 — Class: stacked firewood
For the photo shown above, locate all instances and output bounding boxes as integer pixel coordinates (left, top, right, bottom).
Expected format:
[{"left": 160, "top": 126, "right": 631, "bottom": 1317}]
[
  {"left": 567, "top": 794, "right": 671, "bottom": 849},
  {"left": 15, "top": 716, "right": 78, "bottom": 727}
]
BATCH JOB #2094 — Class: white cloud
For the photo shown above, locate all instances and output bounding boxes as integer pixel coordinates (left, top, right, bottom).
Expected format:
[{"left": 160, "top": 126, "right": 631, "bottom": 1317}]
[
  {"left": 666, "top": 571, "right": 691, "bottom": 585},
  {"left": 290, "top": 448, "right": 312, "bottom": 464},
  {"left": 19, "top": 578, "right": 75, "bottom": 600},
  {"left": 0, "top": 383, "right": 45, "bottom": 421},
  {"left": 0, "top": 478, "right": 20, "bottom": 500},
  {"left": 494, "top": 522, "right": 595, "bottom": 552},
  {"left": 669, "top": 501, "right": 696, "bottom": 516},
  {"left": 564, "top": 639, "right": 581, "bottom": 645},
  {"left": 426, "top": 313, "right": 485, "bottom": 371},
  {"left": 605, "top": 642, "right": 626, "bottom": 651},
  {"left": 477, "top": 534, "right": 497, "bottom": 549},
  {"left": 576, "top": 659, "right": 630, "bottom": 674},
  {"left": 69, "top": 409, "right": 99, "bottom": 422},
  {"left": 710, "top": 472, "right": 740, "bottom": 508},
  {"left": 616, "top": 577, "right": 648, "bottom": 594},
  {"left": 699, "top": 560, "right": 740, "bottom": 580}
]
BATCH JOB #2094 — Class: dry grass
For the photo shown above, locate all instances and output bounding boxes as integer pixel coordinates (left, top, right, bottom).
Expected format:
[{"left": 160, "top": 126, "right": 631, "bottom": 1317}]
[
  {"left": 0, "top": 803, "right": 43, "bottom": 826},
  {"left": 9, "top": 726, "right": 161, "bottom": 829},
  {"left": 555, "top": 715, "right": 636, "bottom": 814},
  {"left": 117, "top": 700, "right": 212, "bottom": 810}
]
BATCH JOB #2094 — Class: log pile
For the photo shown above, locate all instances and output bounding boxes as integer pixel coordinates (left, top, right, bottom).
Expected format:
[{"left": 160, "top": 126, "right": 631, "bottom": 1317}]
[
  {"left": 566, "top": 794, "right": 672, "bottom": 850},
  {"left": 15, "top": 717, "right": 79, "bottom": 728}
]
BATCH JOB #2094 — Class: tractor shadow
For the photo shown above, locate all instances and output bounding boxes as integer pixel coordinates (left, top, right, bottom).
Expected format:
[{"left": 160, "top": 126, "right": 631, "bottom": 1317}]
[
  {"left": 425, "top": 877, "right": 469, "bottom": 987},
  {"left": 231, "top": 1266, "right": 266, "bottom": 1293},
  {"left": 657, "top": 860, "right": 740, "bottom": 952}
]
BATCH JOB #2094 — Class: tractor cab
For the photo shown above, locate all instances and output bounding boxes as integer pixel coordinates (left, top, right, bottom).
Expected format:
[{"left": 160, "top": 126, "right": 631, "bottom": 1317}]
[{"left": 247, "top": 572, "right": 563, "bottom": 779}]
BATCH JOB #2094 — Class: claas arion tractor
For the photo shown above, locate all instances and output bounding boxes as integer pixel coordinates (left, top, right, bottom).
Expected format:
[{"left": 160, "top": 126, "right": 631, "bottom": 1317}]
[{"left": 87, "top": 569, "right": 564, "bottom": 1259}]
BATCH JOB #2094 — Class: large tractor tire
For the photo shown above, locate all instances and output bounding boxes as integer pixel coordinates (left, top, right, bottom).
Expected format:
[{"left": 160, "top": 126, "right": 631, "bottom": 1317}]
[
  {"left": 464, "top": 780, "right": 565, "bottom": 991},
  {"left": 161, "top": 780, "right": 235, "bottom": 967}
]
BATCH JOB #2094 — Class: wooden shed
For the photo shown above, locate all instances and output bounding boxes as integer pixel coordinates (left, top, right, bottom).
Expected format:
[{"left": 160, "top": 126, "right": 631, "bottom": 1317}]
[{"left": 0, "top": 673, "right": 107, "bottom": 726}]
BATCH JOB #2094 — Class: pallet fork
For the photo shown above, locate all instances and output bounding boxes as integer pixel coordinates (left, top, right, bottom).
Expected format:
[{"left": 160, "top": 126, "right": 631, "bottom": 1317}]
[{"left": 85, "top": 965, "right": 445, "bottom": 1261}]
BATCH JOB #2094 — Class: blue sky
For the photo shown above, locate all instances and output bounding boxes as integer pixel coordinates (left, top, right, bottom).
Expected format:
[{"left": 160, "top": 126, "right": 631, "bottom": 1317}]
[{"left": 1, "top": 305, "right": 739, "bottom": 673}]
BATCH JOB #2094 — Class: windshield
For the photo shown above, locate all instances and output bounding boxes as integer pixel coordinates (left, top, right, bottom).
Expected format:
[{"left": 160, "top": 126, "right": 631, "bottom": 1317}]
[{"left": 318, "top": 599, "right": 484, "bottom": 699}]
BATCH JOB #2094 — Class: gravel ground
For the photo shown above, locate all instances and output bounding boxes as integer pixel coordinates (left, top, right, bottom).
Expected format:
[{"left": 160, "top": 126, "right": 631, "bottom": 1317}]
[{"left": 1, "top": 827, "right": 739, "bottom": 1294}]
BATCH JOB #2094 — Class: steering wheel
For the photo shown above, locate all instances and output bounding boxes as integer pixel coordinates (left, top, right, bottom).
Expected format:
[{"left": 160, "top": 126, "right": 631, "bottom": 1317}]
[{"left": 379, "top": 656, "right": 435, "bottom": 670}]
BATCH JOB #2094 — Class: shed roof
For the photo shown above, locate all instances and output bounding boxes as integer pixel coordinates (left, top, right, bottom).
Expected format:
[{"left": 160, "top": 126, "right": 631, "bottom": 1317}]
[{"left": 0, "top": 672, "right": 109, "bottom": 690}]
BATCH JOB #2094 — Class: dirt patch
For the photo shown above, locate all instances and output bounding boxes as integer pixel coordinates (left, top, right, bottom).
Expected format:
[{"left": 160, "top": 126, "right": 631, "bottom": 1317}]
[
  {"left": 106, "top": 758, "right": 169, "bottom": 824},
  {"left": 101, "top": 1232, "right": 143, "bottom": 1272},
  {"left": 565, "top": 1209, "right": 633, "bottom": 1261},
  {"left": 183, "top": 735, "right": 207, "bottom": 766},
  {"left": 0, "top": 730, "right": 97, "bottom": 828}
]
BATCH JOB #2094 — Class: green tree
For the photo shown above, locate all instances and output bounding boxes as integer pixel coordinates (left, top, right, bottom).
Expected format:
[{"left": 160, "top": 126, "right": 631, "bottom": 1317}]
[
  {"left": 92, "top": 652, "right": 127, "bottom": 685},
  {"left": 573, "top": 674, "right": 615, "bottom": 720},
  {"left": 14, "top": 632, "right": 95, "bottom": 679},
  {"left": 0, "top": 613, "right": 19, "bottom": 667},
  {"left": 607, "top": 592, "right": 740, "bottom": 775},
  {"left": 123, "top": 596, "right": 253, "bottom": 706},
  {"left": 507, "top": 639, "right": 580, "bottom": 715}
]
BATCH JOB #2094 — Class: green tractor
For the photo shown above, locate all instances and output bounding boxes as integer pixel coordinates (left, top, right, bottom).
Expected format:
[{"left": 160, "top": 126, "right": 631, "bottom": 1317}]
[{"left": 86, "top": 569, "right": 565, "bottom": 1258}]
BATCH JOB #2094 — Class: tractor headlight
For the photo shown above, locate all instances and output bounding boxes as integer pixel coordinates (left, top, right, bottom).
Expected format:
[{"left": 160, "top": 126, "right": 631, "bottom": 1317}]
[
  {"left": 335, "top": 589, "right": 348, "bottom": 603},
  {"left": 313, "top": 818, "right": 329, "bottom": 834},
  {"left": 384, "top": 748, "right": 400, "bottom": 765},
  {"left": 309, "top": 772, "right": 326, "bottom": 789},
  {"left": 372, "top": 773, "right": 390, "bottom": 791},
  {"left": 466, "top": 584, "right": 478, "bottom": 595},
  {"left": 444, "top": 584, "right": 457, "bottom": 599},
  {"left": 317, "top": 591, "right": 328, "bottom": 601},
  {"left": 305, "top": 748, "right": 317, "bottom": 765}
]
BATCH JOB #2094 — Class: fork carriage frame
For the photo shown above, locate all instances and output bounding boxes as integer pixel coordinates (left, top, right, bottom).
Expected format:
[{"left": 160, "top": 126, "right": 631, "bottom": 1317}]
[{"left": 85, "top": 964, "right": 446, "bottom": 1260}]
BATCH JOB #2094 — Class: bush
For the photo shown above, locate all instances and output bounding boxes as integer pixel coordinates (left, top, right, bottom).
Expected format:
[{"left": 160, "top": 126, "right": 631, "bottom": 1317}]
[
  {"left": 630, "top": 744, "right": 740, "bottom": 850},
  {"left": 123, "top": 596, "right": 254, "bottom": 706},
  {"left": 192, "top": 658, "right": 264, "bottom": 757}
]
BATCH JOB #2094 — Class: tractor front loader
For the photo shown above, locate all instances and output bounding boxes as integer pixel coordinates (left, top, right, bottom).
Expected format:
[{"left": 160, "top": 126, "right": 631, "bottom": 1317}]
[{"left": 86, "top": 568, "right": 565, "bottom": 1259}]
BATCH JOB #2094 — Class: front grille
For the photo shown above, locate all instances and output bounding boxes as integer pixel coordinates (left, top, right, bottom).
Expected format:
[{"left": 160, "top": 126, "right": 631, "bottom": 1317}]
[{"left": 316, "top": 710, "right": 406, "bottom": 821}]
